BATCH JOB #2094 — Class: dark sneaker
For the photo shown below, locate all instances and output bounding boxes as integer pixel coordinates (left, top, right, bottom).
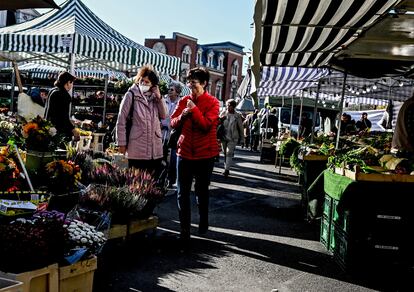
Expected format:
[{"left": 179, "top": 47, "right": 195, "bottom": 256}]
[{"left": 223, "top": 170, "right": 229, "bottom": 177}]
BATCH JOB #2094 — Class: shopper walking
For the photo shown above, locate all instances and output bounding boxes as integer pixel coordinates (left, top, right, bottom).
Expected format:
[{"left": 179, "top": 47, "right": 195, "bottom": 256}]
[
  {"left": 116, "top": 65, "right": 167, "bottom": 176},
  {"left": 170, "top": 67, "right": 220, "bottom": 240},
  {"left": 44, "top": 71, "right": 79, "bottom": 142},
  {"left": 161, "top": 81, "right": 182, "bottom": 187},
  {"left": 219, "top": 99, "right": 244, "bottom": 177}
]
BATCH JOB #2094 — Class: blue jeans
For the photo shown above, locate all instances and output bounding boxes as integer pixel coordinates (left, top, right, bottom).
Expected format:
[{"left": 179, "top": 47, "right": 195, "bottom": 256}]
[
  {"left": 168, "top": 149, "right": 177, "bottom": 185},
  {"left": 176, "top": 156, "right": 215, "bottom": 237}
]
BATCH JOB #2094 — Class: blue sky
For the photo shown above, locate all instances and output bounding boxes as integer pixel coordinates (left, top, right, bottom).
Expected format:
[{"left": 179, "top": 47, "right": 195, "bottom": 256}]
[{"left": 49, "top": 0, "right": 255, "bottom": 71}]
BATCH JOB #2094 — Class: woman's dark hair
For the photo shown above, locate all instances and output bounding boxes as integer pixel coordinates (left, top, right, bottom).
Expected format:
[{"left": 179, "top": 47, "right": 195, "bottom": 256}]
[
  {"left": 54, "top": 71, "right": 76, "bottom": 88},
  {"left": 187, "top": 67, "right": 210, "bottom": 88},
  {"left": 226, "top": 99, "right": 237, "bottom": 107},
  {"left": 135, "top": 65, "right": 159, "bottom": 86}
]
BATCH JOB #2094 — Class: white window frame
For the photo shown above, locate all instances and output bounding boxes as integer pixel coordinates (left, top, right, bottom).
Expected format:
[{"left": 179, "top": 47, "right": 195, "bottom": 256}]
[
  {"left": 196, "top": 48, "right": 203, "bottom": 65},
  {"left": 182, "top": 45, "right": 192, "bottom": 64}
]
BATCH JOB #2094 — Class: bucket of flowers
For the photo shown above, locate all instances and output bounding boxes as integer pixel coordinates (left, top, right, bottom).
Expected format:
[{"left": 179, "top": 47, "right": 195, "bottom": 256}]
[
  {"left": 81, "top": 165, "right": 164, "bottom": 223},
  {"left": 0, "top": 146, "right": 23, "bottom": 192},
  {"left": 45, "top": 160, "right": 83, "bottom": 213},
  {"left": 16, "top": 116, "right": 65, "bottom": 171}
]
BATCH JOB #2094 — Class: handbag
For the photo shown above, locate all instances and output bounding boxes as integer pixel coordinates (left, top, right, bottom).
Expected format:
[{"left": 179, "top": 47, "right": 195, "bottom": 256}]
[
  {"left": 167, "top": 125, "right": 182, "bottom": 149},
  {"left": 216, "top": 116, "right": 226, "bottom": 140},
  {"left": 125, "top": 90, "right": 135, "bottom": 144}
]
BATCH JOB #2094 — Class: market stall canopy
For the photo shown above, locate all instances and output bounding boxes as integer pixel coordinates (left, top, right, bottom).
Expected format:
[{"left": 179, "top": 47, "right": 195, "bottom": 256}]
[
  {"left": 258, "top": 66, "right": 330, "bottom": 97},
  {"left": 0, "top": 0, "right": 59, "bottom": 9},
  {"left": 0, "top": 62, "right": 128, "bottom": 80},
  {"left": 235, "top": 98, "right": 255, "bottom": 113},
  {"left": 331, "top": 0, "right": 414, "bottom": 78},
  {"left": 256, "top": 0, "right": 399, "bottom": 67},
  {"left": 0, "top": 0, "right": 180, "bottom": 75},
  {"left": 257, "top": 65, "right": 413, "bottom": 104}
]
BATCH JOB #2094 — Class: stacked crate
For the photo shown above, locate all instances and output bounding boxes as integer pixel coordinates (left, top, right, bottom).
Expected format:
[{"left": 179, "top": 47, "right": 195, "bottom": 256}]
[{"left": 321, "top": 181, "right": 414, "bottom": 272}]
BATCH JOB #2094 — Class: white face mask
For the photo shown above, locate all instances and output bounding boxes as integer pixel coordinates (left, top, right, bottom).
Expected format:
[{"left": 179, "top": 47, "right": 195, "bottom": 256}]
[{"left": 139, "top": 84, "right": 150, "bottom": 93}]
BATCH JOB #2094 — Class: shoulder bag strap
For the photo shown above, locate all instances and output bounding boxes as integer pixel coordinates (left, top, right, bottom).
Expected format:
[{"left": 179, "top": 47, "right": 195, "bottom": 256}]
[{"left": 127, "top": 89, "right": 135, "bottom": 120}]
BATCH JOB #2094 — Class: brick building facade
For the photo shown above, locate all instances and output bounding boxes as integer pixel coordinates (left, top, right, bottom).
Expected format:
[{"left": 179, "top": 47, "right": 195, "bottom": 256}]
[{"left": 145, "top": 32, "right": 244, "bottom": 102}]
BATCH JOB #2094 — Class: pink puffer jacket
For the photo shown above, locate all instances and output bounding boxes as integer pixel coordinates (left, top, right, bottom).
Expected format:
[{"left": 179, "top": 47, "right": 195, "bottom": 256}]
[{"left": 116, "top": 84, "right": 167, "bottom": 160}]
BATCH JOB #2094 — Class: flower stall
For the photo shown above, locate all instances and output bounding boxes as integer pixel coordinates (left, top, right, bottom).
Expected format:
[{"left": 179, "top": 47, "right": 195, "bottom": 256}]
[{"left": 0, "top": 112, "right": 166, "bottom": 291}]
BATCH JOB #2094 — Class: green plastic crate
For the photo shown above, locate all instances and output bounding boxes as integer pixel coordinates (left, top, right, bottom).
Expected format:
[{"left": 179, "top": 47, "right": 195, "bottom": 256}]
[
  {"left": 320, "top": 215, "right": 330, "bottom": 250},
  {"left": 323, "top": 194, "right": 332, "bottom": 220},
  {"left": 332, "top": 198, "right": 351, "bottom": 234}
]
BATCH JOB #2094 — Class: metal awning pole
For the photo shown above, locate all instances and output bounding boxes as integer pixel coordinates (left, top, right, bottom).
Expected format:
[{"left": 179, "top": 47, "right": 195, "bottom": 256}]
[
  {"left": 289, "top": 95, "right": 294, "bottom": 135},
  {"left": 103, "top": 74, "right": 108, "bottom": 125},
  {"left": 335, "top": 72, "right": 348, "bottom": 150},
  {"left": 297, "top": 90, "right": 304, "bottom": 139},
  {"left": 310, "top": 80, "right": 321, "bottom": 144},
  {"left": 10, "top": 68, "right": 15, "bottom": 113}
]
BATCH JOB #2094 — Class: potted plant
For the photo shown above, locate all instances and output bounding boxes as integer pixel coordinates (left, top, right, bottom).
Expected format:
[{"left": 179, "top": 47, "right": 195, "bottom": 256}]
[{"left": 16, "top": 116, "right": 64, "bottom": 171}]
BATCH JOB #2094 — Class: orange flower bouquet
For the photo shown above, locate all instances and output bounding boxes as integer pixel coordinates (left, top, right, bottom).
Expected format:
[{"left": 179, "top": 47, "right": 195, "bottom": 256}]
[
  {"left": 45, "top": 160, "right": 82, "bottom": 194},
  {"left": 20, "top": 116, "right": 63, "bottom": 152}
]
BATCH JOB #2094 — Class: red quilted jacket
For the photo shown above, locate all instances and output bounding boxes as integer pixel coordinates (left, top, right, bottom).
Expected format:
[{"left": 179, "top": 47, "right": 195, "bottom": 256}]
[{"left": 170, "top": 92, "right": 220, "bottom": 160}]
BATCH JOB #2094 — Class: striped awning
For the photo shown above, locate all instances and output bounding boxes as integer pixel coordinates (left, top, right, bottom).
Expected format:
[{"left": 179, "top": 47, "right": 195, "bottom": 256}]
[
  {"left": 0, "top": 0, "right": 180, "bottom": 75},
  {"left": 2, "top": 63, "right": 128, "bottom": 80},
  {"left": 258, "top": 66, "right": 330, "bottom": 97},
  {"left": 302, "top": 89, "right": 389, "bottom": 106},
  {"left": 257, "top": 0, "right": 399, "bottom": 67}
]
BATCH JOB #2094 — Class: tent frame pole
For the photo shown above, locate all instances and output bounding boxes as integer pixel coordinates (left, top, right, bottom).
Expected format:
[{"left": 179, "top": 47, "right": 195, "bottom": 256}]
[
  {"left": 103, "top": 74, "right": 109, "bottom": 125},
  {"left": 335, "top": 71, "right": 348, "bottom": 150},
  {"left": 310, "top": 80, "right": 321, "bottom": 144},
  {"left": 297, "top": 90, "right": 304, "bottom": 139}
]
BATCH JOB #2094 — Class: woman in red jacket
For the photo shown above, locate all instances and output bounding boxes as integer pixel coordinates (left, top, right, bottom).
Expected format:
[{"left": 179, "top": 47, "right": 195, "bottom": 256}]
[{"left": 170, "top": 67, "right": 220, "bottom": 241}]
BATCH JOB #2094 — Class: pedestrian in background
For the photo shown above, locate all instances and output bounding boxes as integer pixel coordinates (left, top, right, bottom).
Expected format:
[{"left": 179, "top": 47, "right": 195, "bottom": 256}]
[
  {"left": 44, "top": 71, "right": 79, "bottom": 142},
  {"left": 219, "top": 99, "right": 244, "bottom": 177},
  {"left": 355, "top": 112, "right": 372, "bottom": 133},
  {"left": 116, "top": 65, "right": 167, "bottom": 176},
  {"left": 161, "top": 81, "right": 182, "bottom": 188},
  {"left": 392, "top": 93, "right": 414, "bottom": 152},
  {"left": 247, "top": 109, "right": 260, "bottom": 151},
  {"left": 170, "top": 67, "right": 220, "bottom": 241}
]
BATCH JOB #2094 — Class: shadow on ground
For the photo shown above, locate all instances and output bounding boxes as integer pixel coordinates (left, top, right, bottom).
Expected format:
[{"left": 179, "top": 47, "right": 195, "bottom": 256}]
[{"left": 94, "top": 149, "right": 412, "bottom": 292}]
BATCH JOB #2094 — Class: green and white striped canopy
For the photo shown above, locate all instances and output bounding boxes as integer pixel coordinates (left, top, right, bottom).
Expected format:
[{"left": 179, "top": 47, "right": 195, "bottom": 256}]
[{"left": 0, "top": 0, "right": 180, "bottom": 75}]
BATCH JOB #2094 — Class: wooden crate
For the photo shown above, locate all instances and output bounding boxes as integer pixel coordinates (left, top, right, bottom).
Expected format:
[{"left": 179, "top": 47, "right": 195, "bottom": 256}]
[
  {"left": 335, "top": 166, "right": 414, "bottom": 183},
  {"left": 107, "top": 224, "right": 127, "bottom": 240},
  {"left": 0, "top": 277, "right": 23, "bottom": 292},
  {"left": 59, "top": 257, "right": 97, "bottom": 292},
  {"left": 0, "top": 264, "right": 59, "bottom": 292},
  {"left": 128, "top": 216, "right": 158, "bottom": 235},
  {"left": 107, "top": 216, "right": 158, "bottom": 240},
  {"left": 302, "top": 154, "right": 328, "bottom": 161}
]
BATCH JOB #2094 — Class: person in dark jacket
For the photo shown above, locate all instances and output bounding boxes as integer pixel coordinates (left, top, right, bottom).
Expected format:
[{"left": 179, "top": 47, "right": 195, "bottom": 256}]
[
  {"left": 355, "top": 112, "right": 372, "bottom": 132},
  {"left": 170, "top": 67, "right": 220, "bottom": 241},
  {"left": 44, "top": 71, "right": 78, "bottom": 141},
  {"left": 392, "top": 94, "right": 414, "bottom": 152}
]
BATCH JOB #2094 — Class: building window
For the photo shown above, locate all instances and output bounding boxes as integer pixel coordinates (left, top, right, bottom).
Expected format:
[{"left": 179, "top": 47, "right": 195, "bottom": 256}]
[
  {"left": 231, "top": 60, "right": 239, "bottom": 76},
  {"left": 207, "top": 50, "right": 214, "bottom": 67},
  {"left": 181, "top": 45, "right": 192, "bottom": 64},
  {"left": 215, "top": 80, "right": 223, "bottom": 100},
  {"left": 196, "top": 48, "right": 203, "bottom": 65},
  {"left": 230, "top": 80, "right": 238, "bottom": 99},
  {"left": 217, "top": 54, "right": 224, "bottom": 71},
  {"left": 152, "top": 42, "right": 167, "bottom": 54}
]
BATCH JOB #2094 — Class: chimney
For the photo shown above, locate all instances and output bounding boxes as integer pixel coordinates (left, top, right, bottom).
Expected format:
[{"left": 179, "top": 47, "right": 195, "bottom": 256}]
[{"left": 160, "top": 35, "right": 165, "bottom": 39}]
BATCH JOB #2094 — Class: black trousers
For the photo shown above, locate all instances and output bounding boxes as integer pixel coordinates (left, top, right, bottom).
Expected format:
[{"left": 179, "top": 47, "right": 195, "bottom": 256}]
[{"left": 176, "top": 156, "right": 215, "bottom": 237}]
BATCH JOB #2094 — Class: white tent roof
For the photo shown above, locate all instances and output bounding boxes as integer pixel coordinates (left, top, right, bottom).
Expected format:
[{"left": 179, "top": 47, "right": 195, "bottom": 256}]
[{"left": 0, "top": 0, "right": 180, "bottom": 75}]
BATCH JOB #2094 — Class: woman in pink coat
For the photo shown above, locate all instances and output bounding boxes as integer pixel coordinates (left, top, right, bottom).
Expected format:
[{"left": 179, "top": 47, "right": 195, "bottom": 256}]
[{"left": 116, "top": 65, "right": 167, "bottom": 175}]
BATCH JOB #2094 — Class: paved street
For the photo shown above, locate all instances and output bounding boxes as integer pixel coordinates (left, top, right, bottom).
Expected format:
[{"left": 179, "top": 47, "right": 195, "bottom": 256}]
[{"left": 94, "top": 148, "right": 408, "bottom": 292}]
